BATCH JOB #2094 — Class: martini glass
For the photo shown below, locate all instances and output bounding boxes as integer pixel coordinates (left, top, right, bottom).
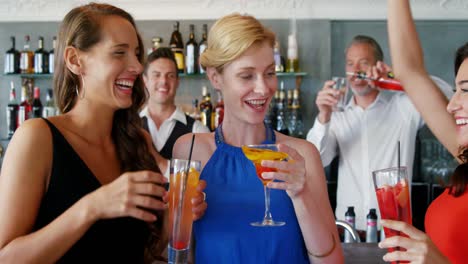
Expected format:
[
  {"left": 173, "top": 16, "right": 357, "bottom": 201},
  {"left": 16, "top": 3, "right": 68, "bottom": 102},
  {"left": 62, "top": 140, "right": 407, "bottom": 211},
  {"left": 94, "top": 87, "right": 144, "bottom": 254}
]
[{"left": 241, "top": 144, "right": 287, "bottom": 227}]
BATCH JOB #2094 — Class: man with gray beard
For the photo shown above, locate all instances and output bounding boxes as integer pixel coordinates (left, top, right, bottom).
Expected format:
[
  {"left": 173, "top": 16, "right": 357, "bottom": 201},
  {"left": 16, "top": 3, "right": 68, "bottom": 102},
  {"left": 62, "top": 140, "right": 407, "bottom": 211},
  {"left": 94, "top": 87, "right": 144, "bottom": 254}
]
[{"left": 306, "top": 35, "right": 452, "bottom": 234}]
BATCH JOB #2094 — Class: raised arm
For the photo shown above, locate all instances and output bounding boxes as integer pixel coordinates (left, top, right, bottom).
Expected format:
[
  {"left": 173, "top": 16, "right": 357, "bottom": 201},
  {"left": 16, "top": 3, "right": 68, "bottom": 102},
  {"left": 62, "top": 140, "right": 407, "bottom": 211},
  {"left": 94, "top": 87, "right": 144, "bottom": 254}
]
[{"left": 387, "top": 0, "right": 458, "bottom": 158}]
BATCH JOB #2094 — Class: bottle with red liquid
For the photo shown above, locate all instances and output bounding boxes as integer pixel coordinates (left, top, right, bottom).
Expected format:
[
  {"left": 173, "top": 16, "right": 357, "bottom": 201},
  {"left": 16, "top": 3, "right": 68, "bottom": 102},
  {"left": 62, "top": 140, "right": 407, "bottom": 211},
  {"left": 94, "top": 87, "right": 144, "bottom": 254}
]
[
  {"left": 6, "top": 81, "right": 19, "bottom": 138},
  {"left": 31, "top": 87, "right": 43, "bottom": 118},
  {"left": 17, "top": 83, "right": 31, "bottom": 128},
  {"left": 347, "top": 71, "right": 404, "bottom": 91}
]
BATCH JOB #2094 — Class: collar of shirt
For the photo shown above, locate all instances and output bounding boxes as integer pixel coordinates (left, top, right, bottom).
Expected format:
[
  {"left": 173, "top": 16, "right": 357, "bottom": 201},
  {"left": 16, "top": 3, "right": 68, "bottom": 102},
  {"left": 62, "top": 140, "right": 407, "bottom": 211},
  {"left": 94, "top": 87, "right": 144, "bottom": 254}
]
[{"left": 345, "top": 90, "right": 392, "bottom": 111}]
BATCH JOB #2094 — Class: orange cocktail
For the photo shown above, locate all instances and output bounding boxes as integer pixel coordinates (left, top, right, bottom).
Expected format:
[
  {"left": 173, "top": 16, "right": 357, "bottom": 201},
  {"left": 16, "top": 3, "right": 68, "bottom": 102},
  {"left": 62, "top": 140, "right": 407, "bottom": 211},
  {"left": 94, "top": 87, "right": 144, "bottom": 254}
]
[
  {"left": 241, "top": 145, "right": 288, "bottom": 185},
  {"left": 168, "top": 158, "right": 200, "bottom": 263},
  {"left": 242, "top": 144, "right": 288, "bottom": 227}
]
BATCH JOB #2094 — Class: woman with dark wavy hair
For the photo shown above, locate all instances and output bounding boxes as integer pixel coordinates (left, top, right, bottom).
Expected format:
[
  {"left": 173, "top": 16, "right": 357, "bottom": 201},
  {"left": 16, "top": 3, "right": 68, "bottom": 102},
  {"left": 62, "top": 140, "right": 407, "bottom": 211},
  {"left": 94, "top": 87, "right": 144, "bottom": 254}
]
[
  {"left": 0, "top": 3, "right": 206, "bottom": 263},
  {"left": 378, "top": 1, "right": 467, "bottom": 263}
]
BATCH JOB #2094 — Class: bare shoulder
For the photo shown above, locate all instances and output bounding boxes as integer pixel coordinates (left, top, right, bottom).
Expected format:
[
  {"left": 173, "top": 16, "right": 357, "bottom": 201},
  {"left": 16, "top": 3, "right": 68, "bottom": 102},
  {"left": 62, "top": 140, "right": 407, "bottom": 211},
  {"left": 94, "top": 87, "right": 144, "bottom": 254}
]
[{"left": 173, "top": 132, "right": 215, "bottom": 167}]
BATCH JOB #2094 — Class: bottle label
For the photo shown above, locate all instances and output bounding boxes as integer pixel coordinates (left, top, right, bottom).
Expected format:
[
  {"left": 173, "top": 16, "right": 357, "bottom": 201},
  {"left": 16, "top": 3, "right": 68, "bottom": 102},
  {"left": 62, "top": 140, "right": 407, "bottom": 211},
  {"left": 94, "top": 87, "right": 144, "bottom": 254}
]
[
  {"left": 345, "top": 216, "right": 355, "bottom": 225},
  {"left": 367, "top": 220, "right": 377, "bottom": 227},
  {"left": 174, "top": 52, "right": 185, "bottom": 71},
  {"left": 18, "top": 106, "right": 27, "bottom": 126},
  {"left": 49, "top": 54, "right": 54, "bottom": 73},
  {"left": 186, "top": 45, "right": 195, "bottom": 74},
  {"left": 4, "top": 54, "right": 14, "bottom": 74},
  {"left": 34, "top": 54, "right": 43, "bottom": 73},
  {"left": 199, "top": 44, "right": 207, "bottom": 74}
]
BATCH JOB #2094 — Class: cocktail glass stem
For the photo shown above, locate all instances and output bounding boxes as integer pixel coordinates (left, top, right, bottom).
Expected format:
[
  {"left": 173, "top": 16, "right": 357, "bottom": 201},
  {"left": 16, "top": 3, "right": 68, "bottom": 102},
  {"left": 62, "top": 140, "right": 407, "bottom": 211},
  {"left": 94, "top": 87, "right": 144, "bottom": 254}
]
[{"left": 263, "top": 186, "right": 273, "bottom": 223}]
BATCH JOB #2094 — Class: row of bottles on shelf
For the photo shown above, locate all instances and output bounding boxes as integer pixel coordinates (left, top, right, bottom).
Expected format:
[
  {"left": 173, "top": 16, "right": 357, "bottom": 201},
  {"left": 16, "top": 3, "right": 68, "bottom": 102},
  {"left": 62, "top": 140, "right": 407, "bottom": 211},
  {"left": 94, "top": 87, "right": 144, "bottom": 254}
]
[
  {"left": 187, "top": 86, "right": 224, "bottom": 131},
  {"left": 264, "top": 81, "right": 304, "bottom": 138},
  {"left": 148, "top": 21, "right": 300, "bottom": 75},
  {"left": 344, "top": 206, "right": 379, "bottom": 243},
  {"left": 4, "top": 35, "right": 56, "bottom": 75},
  {"left": 6, "top": 80, "right": 58, "bottom": 139}
]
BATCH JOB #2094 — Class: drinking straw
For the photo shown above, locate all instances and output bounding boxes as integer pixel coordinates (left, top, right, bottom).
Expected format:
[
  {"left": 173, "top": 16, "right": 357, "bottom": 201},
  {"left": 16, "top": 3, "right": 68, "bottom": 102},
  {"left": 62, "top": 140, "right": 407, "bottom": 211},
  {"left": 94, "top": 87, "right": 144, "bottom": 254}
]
[
  {"left": 174, "top": 134, "right": 196, "bottom": 248},
  {"left": 396, "top": 140, "right": 401, "bottom": 264}
]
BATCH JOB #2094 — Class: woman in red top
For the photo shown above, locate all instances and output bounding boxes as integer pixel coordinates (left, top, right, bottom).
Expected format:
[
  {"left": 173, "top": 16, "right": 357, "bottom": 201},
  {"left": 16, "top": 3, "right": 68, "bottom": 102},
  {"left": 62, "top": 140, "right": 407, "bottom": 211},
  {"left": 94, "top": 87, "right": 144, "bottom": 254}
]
[{"left": 378, "top": 1, "right": 468, "bottom": 263}]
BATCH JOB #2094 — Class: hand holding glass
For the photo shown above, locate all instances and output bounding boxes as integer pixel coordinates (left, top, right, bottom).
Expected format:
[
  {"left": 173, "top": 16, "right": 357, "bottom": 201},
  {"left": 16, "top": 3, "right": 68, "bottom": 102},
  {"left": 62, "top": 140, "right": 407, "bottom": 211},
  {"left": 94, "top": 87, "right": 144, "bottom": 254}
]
[
  {"left": 242, "top": 144, "right": 288, "bottom": 227},
  {"left": 168, "top": 159, "right": 201, "bottom": 264}
]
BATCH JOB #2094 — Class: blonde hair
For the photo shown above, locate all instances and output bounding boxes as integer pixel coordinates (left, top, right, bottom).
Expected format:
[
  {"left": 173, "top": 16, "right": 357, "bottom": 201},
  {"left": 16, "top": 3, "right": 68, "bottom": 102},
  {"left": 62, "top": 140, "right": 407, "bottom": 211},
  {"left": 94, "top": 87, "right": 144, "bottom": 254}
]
[{"left": 200, "top": 13, "right": 276, "bottom": 72}]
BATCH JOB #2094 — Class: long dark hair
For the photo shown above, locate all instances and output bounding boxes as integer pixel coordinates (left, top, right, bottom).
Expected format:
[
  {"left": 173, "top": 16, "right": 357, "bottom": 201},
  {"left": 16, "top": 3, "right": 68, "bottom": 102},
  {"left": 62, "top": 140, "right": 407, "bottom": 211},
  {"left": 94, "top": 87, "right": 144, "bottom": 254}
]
[
  {"left": 54, "top": 3, "right": 162, "bottom": 260},
  {"left": 448, "top": 43, "right": 468, "bottom": 197}
]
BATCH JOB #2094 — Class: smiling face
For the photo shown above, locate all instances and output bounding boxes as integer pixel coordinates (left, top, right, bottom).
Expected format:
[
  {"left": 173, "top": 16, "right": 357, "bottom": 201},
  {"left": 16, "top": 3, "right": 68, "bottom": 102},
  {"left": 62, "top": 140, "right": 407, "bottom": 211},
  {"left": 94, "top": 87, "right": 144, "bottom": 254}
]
[
  {"left": 79, "top": 15, "right": 143, "bottom": 110},
  {"left": 210, "top": 41, "right": 277, "bottom": 125},
  {"left": 345, "top": 43, "right": 379, "bottom": 97},
  {"left": 447, "top": 58, "right": 468, "bottom": 147},
  {"left": 143, "top": 58, "right": 179, "bottom": 106}
]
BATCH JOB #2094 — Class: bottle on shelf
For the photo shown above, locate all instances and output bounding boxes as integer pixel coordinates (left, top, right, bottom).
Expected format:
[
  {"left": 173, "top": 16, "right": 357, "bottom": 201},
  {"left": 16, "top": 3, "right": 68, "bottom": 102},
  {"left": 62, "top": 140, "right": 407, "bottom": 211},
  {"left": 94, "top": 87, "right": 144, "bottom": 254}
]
[
  {"left": 49, "top": 36, "right": 56, "bottom": 74},
  {"left": 366, "top": 208, "right": 378, "bottom": 243},
  {"left": 198, "top": 24, "right": 208, "bottom": 74},
  {"left": 148, "top": 37, "right": 163, "bottom": 55},
  {"left": 18, "top": 83, "right": 31, "bottom": 127},
  {"left": 4, "top": 36, "right": 20, "bottom": 74},
  {"left": 199, "top": 86, "right": 213, "bottom": 131},
  {"left": 185, "top": 24, "right": 198, "bottom": 74},
  {"left": 6, "top": 81, "right": 19, "bottom": 138},
  {"left": 273, "top": 40, "right": 285, "bottom": 73},
  {"left": 34, "top": 36, "right": 49, "bottom": 74},
  {"left": 188, "top": 98, "right": 201, "bottom": 121},
  {"left": 288, "top": 89, "right": 304, "bottom": 138},
  {"left": 214, "top": 90, "right": 224, "bottom": 129},
  {"left": 31, "top": 86, "right": 43, "bottom": 118},
  {"left": 20, "top": 35, "right": 34, "bottom": 74},
  {"left": 265, "top": 90, "right": 279, "bottom": 129},
  {"left": 42, "top": 88, "right": 57, "bottom": 118},
  {"left": 346, "top": 71, "right": 404, "bottom": 91},
  {"left": 275, "top": 82, "right": 289, "bottom": 135},
  {"left": 286, "top": 8, "right": 299, "bottom": 73},
  {"left": 344, "top": 206, "right": 356, "bottom": 243},
  {"left": 169, "top": 21, "right": 185, "bottom": 74}
]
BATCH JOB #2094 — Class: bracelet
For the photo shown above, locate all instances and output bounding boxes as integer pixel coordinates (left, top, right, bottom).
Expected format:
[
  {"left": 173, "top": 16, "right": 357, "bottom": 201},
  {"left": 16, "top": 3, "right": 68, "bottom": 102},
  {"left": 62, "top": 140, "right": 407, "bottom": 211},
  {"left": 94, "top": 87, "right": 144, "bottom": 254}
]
[{"left": 307, "top": 234, "right": 336, "bottom": 258}]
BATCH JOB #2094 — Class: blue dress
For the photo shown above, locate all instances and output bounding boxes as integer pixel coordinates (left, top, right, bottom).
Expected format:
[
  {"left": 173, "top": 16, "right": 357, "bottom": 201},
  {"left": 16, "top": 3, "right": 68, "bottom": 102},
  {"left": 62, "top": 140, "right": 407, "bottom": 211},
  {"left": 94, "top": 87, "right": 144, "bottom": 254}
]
[{"left": 193, "top": 124, "right": 309, "bottom": 263}]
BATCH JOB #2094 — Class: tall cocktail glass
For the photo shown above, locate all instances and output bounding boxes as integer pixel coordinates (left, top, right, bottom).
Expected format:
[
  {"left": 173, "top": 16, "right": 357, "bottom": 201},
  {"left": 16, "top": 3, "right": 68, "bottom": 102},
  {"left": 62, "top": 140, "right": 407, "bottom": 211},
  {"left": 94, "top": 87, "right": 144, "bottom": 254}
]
[
  {"left": 241, "top": 144, "right": 288, "bottom": 227},
  {"left": 372, "top": 167, "right": 411, "bottom": 263},
  {"left": 168, "top": 159, "right": 201, "bottom": 264}
]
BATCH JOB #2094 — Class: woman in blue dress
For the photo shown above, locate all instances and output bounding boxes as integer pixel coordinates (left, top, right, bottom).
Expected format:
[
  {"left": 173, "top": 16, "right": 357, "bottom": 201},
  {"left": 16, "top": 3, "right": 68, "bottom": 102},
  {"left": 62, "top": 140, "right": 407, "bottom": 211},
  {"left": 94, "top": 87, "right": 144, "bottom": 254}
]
[{"left": 173, "top": 14, "right": 343, "bottom": 263}]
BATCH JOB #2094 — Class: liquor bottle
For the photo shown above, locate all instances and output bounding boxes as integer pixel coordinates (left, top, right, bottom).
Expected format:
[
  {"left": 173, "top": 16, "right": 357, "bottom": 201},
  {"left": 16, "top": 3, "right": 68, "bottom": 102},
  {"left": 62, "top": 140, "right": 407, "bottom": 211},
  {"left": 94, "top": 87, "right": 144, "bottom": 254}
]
[
  {"left": 288, "top": 89, "right": 304, "bottom": 138},
  {"left": 185, "top": 24, "right": 198, "bottom": 74},
  {"left": 4, "top": 36, "right": 20, "bottom": 74},
  {"left": 20, "top": 35, "right": 34, "bottom": 74},
  {"left": 31, "top": 86, "right": 43, "bottom": 118},
  {"left": 273, "top": 40, "right": 284, "bottom": 73},
  {"left": 265, "top": 90, "right": 279, "bottom": 129},
  {"left": 34, "top": 36, "right": 49, "bottom": 74},
  {"left": 18, "top": 83, "right": 31, "bottom": 127},
  {"left": 275, "top": 82, "right": 289, "bottom": 135},
  {"left": 148, "top": 37, "right": 163, "bottom": 55},
  {"left": 188, "top": 99, "right": 201, "bottom": 121},
  {"left": 6, "top": 81, "right": 19, "bottom": 138},
  {"left": 366, "top": 209, "right": 378, "bottom": 243},
  {"left": 346, "top": 71, "right": 403, "bottom": 91},
  {"left": 199, "top": 86, "right": 213, "bottom": 131},
  {"left": 198, "top": 24, "right": 208, "bottom": 74},
  {"left": 49, "top": 36, "right": 56, "bottom": 74},
  {"left": 214, "top": 91, "right": 224, "bottom": 129},
  {"left": 286, "top": 12, "right": 299, "bottom": 72},
  {"left": 42, "top": 88, "right": 57, "bottom": 118},
  {"left": 344, "top": 206, "right": 356, "bottom": 243},
  {"left": 169, "top": 21, "right": 185, "bottom": 74}
]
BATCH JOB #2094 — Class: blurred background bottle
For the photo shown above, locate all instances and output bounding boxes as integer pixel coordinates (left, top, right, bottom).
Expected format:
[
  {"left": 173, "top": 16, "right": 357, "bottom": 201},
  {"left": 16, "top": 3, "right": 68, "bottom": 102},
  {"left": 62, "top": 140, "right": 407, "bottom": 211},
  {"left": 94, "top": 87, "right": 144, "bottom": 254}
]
[
  {"left": 185, "top": 24, "right": 198, "bottom": 74},
  {"left": 275, "top": 82, "right": 289, "bottom": 135},
  {"left": 31, "top": 87, "right": 43, "bottom": 118},
  {"left": 365, "top": 209, "right": 378, "bottom": 243},
  {"left": 49, "top": 36, "right": 56, "bottom": 74},
  {"left": 286, "top": 2, "right": 299, "bottom": 72},
  {"left": 18, "top": 83, "right": 31, "bottom": 127},
  {"left": 214, "top": 91, "right": 224, "bottom": 129},
  {"left": 198, "top": 24, "right": 208, "bottom": 74},
  {"left": 170, "top": 21, "right": 185, "bottom": 74},
  {"left": 148, "top": 37, "right": 163, "bottom": 55},
  {"left": 6, "top": 81, "right": 18, "bottom": 138},
  {"left": 188, "top": 98, "right": 201, "bottom": 121},
  {"left": 274, "top": 40, "right": 285, "bottom": 73},
  {"left": 34, "top": 36, "right": 49, "bottom": 74},
  {"left": 288, "top": 89, "right": 303, "bottom": 138},
  {"left": 4, "top": 36, "right": 20, "bottom": 74},
  {"left": 20, "top": 35, "right": 34, "bottom": 74},
  {"left": 199, "top": 86, "right": 213, "bottom": 131},
  {"left": 344, "top": 206, "right": 356, "bottom": 243},
  {"left": 42, "top": 88, "right": 57, "bottom": 118}
]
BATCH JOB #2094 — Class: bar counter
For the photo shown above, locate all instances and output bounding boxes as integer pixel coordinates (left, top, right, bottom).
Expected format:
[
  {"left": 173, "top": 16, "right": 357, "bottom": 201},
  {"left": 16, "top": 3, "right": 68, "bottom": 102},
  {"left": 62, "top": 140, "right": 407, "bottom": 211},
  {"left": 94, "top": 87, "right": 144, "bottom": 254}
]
[{"left": 342, "top": 243, "right": 386, "bottom": 264}]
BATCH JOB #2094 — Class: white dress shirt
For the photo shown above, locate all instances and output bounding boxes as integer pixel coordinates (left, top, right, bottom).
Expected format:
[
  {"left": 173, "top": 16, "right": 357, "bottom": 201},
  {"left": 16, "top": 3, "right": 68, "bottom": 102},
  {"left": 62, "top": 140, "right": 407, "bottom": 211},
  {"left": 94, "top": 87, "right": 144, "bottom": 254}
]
[{"left": 307, "top": 91, "right": 424, "bottom": 230}]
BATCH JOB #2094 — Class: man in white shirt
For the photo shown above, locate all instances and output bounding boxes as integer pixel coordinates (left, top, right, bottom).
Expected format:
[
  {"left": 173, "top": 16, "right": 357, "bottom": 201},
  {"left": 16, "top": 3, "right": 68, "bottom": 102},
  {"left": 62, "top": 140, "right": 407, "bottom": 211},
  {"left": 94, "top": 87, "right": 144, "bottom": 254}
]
[
  {"left": 141, "top": 47, "right": 210, "bottom": 161},
  {"left": 307, "top": 35, "right": 452, "bottom": 232}
]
